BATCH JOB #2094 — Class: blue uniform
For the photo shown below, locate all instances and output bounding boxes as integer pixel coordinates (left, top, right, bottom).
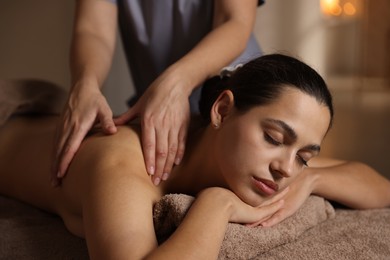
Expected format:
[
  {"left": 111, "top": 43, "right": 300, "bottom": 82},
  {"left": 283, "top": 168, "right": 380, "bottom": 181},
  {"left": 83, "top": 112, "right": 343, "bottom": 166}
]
[{"left": 109, "top": 0, "right": 263, "bottom": 112}]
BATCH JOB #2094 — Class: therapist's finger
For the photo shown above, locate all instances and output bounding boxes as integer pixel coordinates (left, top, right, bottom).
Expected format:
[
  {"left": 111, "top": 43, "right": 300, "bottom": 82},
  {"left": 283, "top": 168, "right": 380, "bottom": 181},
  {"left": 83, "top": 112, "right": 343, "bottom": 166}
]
[
  {"left": 57, "top": 124, "right": 89, "bottom": 178},
  {"left": 98, "top": 105, "right": 117, "bottom": 134},
  {"left": 152, "top": 125, "right": 169, "bottom": 186},
  {"left": 114, "top": 106, "right": 138, "bottom": 126},
  {"left": 52, "top": 130, "right": 67, "bottom": 185},
  {"left": 174, "top": 123, "right": 187, "bottom": 166},
  {"left": 141, "top": 118, "right": 156, "bottom": 178},
  {"left": 52, "top": 115, "right": 73, "bottom": 184},
  {"left": 162, "top": 128, "right": 179, "bottom": 181}
]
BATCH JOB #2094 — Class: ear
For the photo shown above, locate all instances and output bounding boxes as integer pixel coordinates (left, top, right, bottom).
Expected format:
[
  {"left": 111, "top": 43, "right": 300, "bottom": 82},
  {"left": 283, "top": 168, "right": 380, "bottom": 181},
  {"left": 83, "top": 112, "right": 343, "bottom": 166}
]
[{"left": 210, "top": 90, "right": 235, "bottom": 128}]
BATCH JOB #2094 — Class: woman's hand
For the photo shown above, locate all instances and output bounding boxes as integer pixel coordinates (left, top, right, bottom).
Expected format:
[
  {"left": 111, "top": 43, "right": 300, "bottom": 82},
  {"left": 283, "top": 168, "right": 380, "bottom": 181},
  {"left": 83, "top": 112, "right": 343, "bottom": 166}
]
[
  {"left": 198, "top": 187, "right": 289, "bottom": 226},
  {"left": 258, "top": 170, "right": 316, "bottom": 227},
  {"left": 231, "top": 187, "right": 289, "bottom": 226},
  {"left": 52, "top": 82, "right": 117, "bottom": 186},
  {"left": 114, "top": 70, "right": 191, "bottom": 186}
]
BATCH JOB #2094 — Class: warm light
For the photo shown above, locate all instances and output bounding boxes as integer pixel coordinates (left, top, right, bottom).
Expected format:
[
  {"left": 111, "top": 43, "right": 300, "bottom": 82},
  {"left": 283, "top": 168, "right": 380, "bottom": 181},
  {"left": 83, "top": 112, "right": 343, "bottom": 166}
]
[
  {"left": 331, "top": 5, "right": 343, "bottom": 16},
  {"left": 321, "top": 0, "right": 359, "bottom": 17},
  {"left": 343, "top": 2, "right": 356, "bottom": 16},
  {"left": 321, "top": 0, "right": 342, "bottom": 16}
]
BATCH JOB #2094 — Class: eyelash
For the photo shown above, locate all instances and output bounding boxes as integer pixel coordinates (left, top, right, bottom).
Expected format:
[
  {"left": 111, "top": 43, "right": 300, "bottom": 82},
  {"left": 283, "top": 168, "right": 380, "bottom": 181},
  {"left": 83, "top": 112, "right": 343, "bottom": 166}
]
[
  {"left": 297, "top": 156, "right": 308, "bottom": 167},
  {"left": 264, "top": 133, "right": 282, "bottom": 146},
  {"left": 264, "top": 133, "right": 308, "bottom": 167}
]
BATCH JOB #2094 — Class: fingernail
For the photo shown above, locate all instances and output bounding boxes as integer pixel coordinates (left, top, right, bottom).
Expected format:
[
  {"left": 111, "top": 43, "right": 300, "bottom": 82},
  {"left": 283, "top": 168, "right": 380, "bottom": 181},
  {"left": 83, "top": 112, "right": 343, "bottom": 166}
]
[
  {"left": 153, "top": 177, "right": 161, "bottom": 186},
  {"left": 162, "top": 173, "right": 169, "bottom": 181},
  {"left": 56, "top": 171, "right": 62, "bottom": 178},
  {"left": 148, "top": 166, "right": 155, "bottom": 176},
  {"left": 175, "top": 157, "right": 181, "bottom": 165},
  {"left": 107, "top": 125, "right": 116, "bottom": 132}
]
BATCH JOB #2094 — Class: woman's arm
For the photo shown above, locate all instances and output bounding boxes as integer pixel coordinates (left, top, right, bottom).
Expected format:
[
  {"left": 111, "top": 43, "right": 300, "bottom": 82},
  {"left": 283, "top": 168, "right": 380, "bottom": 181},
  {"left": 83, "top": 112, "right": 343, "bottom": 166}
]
[
  {"left": 310, "top": 157, "right": 390, "bottom": 209},
  {"left": 170, "top": 0, "right": 259, "bottom": 85},
  {"left": 145, "top": 188, "right": 286, "bottom": 260},
  {"left": 260, "top": 157, "right": 390, "bottom": 227},
  {"left": 53, "top": 0, "right": 119, "bottom": 184}
]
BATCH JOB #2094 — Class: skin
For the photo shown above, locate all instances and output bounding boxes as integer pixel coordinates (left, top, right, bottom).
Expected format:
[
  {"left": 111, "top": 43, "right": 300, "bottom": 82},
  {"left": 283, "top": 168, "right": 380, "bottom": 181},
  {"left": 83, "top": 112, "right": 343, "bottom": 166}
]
[
  {"left": 1, "top": 88, "right": 390, "bottom": 259},
  {"left": 53, "top": 0, "right": 258, "bottom": 186}
]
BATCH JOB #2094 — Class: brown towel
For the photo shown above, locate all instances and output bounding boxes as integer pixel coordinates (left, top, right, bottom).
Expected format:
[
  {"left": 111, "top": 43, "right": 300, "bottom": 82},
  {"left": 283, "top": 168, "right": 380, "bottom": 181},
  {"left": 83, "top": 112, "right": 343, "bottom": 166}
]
[
  {"left": 0, "top": 196, "right": 88, "bottom": 259},
  {"left": 153, "top": 194, "right": 335, "bottom": 259},
  {"left": 2, "top": 194, "right": 390, "bottom": 259},
  {"left": 260, "top": 207, "right": 390, "bottom": 259}
]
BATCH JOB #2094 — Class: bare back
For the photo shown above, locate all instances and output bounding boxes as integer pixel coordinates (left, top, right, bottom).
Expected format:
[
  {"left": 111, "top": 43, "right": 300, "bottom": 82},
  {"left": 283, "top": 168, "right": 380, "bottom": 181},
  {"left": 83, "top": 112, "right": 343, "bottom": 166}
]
[
  {"left": 0, "top": 116, "right": 60, "bottom": 211},
  {"left": 0, "top": 116, "right": 163, "bottom": 256}
]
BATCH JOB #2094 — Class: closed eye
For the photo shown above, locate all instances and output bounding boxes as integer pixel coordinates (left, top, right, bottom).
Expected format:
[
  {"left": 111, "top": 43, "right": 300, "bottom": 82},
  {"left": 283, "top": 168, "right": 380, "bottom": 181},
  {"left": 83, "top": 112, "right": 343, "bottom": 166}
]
[
  {"left": 296, "top": 154, "right": 308, "bottom": 167},
  {"left": 265, "top": 133, "right": 309, "bottom": 167},
  {"left": 264, "top": 133, "right": 282, "bottom": 146}
]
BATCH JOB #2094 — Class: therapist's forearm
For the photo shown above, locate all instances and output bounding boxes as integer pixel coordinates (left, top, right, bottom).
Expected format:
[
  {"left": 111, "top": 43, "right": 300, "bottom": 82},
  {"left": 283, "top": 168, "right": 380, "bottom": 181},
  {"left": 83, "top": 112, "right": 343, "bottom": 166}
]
[
  {"left": 70, "top": 0, "right": 117, "bottom": 90},
  {"left": 166, "top": 0, "right": 258, "bottom": 94},
  {"left": 70, "top": 33, "right": 115, "bottom": 89}
]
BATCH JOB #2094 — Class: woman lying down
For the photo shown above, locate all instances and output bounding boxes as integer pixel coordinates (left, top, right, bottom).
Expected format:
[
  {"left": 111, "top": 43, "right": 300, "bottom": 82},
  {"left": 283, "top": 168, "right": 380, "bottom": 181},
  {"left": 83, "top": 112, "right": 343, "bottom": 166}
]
[{"left": 0, "top": 54, "right": 389, "bottom": 260}]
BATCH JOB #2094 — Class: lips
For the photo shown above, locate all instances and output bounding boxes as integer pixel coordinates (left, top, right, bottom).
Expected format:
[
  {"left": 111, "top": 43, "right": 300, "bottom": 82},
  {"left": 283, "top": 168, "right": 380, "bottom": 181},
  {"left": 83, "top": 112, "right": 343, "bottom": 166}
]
[{"left": 252, "top": 176, "right": 279, "bottom": 196}]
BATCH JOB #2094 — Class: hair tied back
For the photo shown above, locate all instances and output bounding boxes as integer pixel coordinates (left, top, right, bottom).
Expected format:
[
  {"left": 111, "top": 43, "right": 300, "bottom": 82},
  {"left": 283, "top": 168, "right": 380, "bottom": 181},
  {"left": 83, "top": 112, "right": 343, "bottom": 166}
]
[{"left": 219, "top": 63, "right": 243, "bottom": 79}]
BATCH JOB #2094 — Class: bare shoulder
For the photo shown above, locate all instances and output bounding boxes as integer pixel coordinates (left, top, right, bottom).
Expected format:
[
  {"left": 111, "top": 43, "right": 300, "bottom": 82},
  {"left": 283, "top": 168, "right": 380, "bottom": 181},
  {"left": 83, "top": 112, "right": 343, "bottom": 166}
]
[
  {"left": 60, "top": 124, "right": 163, "bottom": 236},
  {"left": 71, "top": 123, "right": 149, "bottom": 180},
  {"left": 65, "top": 123, "right": 164, "bottom": 200},
  {"left": 84, "top": 123, "right": 144, "bottom": 156},
  {"left": 59, "top": 124, "right": 164, "bottom": 249}
]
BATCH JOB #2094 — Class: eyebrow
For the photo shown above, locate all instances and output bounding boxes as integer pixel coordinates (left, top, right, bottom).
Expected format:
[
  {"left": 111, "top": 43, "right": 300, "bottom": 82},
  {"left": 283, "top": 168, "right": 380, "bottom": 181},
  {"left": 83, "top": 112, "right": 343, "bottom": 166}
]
[{"left": 262, "top": 118, "right": 321, "bottom": 153}]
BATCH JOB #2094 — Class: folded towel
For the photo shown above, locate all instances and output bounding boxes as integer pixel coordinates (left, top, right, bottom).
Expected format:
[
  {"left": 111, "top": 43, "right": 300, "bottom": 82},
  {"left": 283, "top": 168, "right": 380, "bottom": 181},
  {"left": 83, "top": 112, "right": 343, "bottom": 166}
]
[
  {"left": 260, "top": 207, "right": 390, "bottom": 259},
  {"left": 0, "top": 196, "right": 88, "bottom": 259},
  {"left": 153, "top": 194, "right": 335, "bottom": 259},
  {"left": 2, "top": 194, "right": 390, "bottom": 259}
]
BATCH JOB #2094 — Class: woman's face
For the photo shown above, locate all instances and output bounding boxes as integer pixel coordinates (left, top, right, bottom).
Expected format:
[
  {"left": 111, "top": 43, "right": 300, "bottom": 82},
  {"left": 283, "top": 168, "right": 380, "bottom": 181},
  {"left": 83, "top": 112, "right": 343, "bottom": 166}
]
[{"left": 213, "top": 87, "right": 331, "bottom": 206}]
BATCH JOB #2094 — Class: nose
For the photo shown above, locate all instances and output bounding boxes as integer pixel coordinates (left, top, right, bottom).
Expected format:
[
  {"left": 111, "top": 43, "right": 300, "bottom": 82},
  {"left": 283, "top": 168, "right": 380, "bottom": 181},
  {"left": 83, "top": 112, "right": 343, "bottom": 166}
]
[{"left": 270, "top": 151, "right": 295, "bottom": 179}]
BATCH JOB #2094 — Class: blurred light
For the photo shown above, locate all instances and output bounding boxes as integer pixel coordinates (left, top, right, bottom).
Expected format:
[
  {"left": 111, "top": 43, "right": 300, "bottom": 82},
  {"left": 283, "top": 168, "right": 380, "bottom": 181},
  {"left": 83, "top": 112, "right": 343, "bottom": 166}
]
[
  {"left": 321, "top": 0, "right": 342, "bottom": 16},
  {"left": 343, "top": 2, "right": 357, "bottom": 16},
  {"left": 331, "top": 5, "right": 343, "bottom": 16},
  {"left": 321, "top": 0, "right": 358, "bottom": 17}
]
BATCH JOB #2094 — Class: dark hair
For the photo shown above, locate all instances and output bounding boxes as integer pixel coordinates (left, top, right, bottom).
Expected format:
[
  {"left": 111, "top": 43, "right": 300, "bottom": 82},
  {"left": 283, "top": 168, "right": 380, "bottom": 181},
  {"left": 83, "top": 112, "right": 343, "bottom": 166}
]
[{"left": 199, "top": 54, "right": 333, "bottom": 127}]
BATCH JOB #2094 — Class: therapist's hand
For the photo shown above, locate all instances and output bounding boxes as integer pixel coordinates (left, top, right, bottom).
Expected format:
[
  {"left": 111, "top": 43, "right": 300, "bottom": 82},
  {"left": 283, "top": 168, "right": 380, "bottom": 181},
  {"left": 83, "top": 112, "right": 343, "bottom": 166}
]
[
  {"left": 114, "top": 71, "right": 191, "bottom": 186},
  {"left": 52, "top": 82, "right": 117, "bottom": 186}
]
